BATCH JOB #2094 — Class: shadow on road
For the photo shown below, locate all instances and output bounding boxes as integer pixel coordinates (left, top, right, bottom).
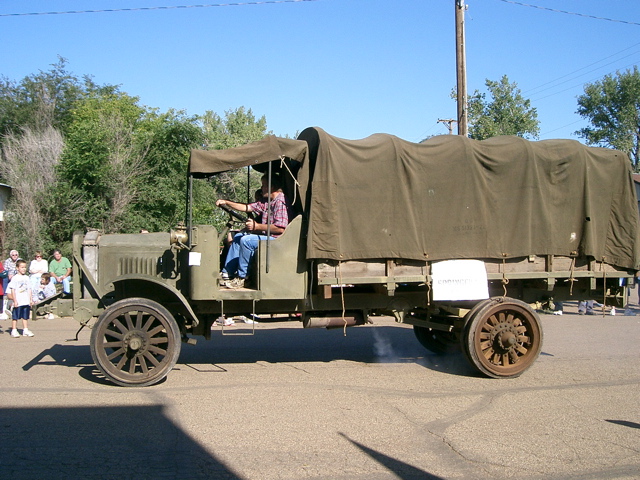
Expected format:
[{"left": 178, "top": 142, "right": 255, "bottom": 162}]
[
  {"left": 605, "top": 419, "right": 640, "bottom": 430},
  {"left": 339, "top": 432, "right": 445, "bottom": 480},
  {"left": 21, "top": 324, "right": 479, "bottom": 385},
  {"left": 0, "top": 405, "right": 241, "bottom": 479},
  {"left": 182, "top": 324, "right": 477, "bottom": 375}
]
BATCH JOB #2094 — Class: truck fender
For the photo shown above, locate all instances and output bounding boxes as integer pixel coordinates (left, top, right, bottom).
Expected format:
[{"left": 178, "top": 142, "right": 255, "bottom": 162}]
[{"left": 106, "top": 274, "right": 200, "bottom": 327}]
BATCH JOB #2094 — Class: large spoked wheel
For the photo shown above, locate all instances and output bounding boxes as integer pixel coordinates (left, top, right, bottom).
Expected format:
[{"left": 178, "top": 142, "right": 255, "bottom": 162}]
[
  {"left": 90, "top": 298, "right": 181, "bottom": 387},
  {"left": 413, "top": 326, "right": 460, "bottom": 354},
  {"left": 462, "top": 298, "right": 543, "bottom": 378}
]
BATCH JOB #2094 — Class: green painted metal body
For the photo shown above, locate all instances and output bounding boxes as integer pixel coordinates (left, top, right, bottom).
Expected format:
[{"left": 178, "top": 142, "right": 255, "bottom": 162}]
[{"left": 34, "top": 214, "right": 634, "bottom": 337}]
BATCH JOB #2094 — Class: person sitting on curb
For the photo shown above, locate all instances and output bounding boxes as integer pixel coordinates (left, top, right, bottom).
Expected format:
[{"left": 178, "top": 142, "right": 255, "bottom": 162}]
[
  {"left": 578, "top": 300, "right": 595, "bottom": 315},
  {"left": 33, "top": 272, "right": 57, "bottom": 303},
  {"left": 49, "top": 249, "right": 72, "bottom": 296},
  {"left": 32, "top": 273, "right": 57, "bottom": 320},
  {"left": 29, "top": 250, "right": 49, "bottom": 288}
]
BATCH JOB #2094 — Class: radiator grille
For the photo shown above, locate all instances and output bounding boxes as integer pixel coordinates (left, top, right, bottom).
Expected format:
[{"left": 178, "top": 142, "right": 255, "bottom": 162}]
[{"left": 117, "top": 256, "right": 158, "bottom": 276}]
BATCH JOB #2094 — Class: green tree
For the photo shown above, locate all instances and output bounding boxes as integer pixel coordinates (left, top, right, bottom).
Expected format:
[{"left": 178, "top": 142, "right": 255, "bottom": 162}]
[
  {"left": 57, "top": 93, "right": 149, "bottom": 234},
  {"left": 133, "top": 109, "right": 204, "bottom": 232},
  {"left": 0, "top": 57, "right": 114, "bottom": 140},
  {"left": 0, "top": 61, "right": 272, "bottom": 251},
  {"left": 57, "top": 96, "right": 205, "bottom": 236},
  {"left": 462, "top": 75, "right": 539, "bottom": 140},
  {"left": 201, "top": 106, "right": 269, "bottom": 150},
  {"left": 0, "top": 59, "right": 126, "bottom": 252},
  {"left": 0, "top": 126, "right": 64, "bottom": 256},
  {"left": 576, "top": 67, "right": 640, "bottom": 169}
]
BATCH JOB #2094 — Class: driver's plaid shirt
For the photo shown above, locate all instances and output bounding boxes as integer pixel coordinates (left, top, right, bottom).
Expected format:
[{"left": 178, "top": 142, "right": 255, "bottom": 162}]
[{"left": 249, "top": 192, "right": 290, "bottom": 237}]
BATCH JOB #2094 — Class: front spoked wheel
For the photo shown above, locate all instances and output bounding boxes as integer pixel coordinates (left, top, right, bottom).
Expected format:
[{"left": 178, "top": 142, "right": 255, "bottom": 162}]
[{"left": 90, "top": 298, "right": 181, "bottom": 387}]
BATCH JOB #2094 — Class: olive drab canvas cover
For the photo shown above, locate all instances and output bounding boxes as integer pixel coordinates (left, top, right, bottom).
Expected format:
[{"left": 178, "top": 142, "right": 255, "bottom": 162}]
[
  {"left": 296, "top": 127, "right": 640, "bottom": 269},
  {"left": 189, "top": 127, "right": 640, "bottom": 270},
  {"left": 189, "top": 135, "right": 308, "bottom": 177}
]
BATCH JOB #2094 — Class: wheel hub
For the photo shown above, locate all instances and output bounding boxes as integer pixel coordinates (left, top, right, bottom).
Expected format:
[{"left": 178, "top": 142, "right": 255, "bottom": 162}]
[
  {"left": 123, "top": 331, "right": 148, "bottom": 354},
  {"left": 490, "top": 322, "right": 519, "bottom": 353}
]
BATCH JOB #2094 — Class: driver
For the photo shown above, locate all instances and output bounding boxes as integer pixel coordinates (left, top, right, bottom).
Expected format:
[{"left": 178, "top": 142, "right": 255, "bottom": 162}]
[{"left": 215, "top": 173, "right": 291, "bottom": 289}]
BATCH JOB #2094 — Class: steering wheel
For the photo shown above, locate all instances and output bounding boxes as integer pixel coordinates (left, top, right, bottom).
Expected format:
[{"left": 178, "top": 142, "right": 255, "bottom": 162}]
[{"left": 218, "top": 203, "right": 248, "bottom": 223}]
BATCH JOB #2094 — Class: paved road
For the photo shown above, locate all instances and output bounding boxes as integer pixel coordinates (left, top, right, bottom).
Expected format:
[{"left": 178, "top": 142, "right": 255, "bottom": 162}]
[{"left": 0, "top": 302, "right": 638, "bottom": 480}]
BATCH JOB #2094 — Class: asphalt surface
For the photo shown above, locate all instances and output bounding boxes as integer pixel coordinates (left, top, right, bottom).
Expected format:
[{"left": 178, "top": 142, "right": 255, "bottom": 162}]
[{"left": 0, "top": 297, "right": 639, "bottom": 480}]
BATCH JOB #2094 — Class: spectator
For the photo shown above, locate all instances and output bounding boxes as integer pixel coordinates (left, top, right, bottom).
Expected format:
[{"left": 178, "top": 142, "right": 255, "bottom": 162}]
[
  {"left": 578, "top": 300, "right": 595, "bottom": 315},
  {"left": 49, "top": 249, "right": 72, "bottom": 295},
  {"left": 32, "top": 272, "right": 57, "bottom": 303},
  {"left": 29, "top": 250, "right": 49, "bottom": 288},
  {"left": 3, "top": 250, "right": 20, "bottom": 281},
  {"left": 0, "top": 262, "right": 7, "bottom": 320},
  {"left": 7, "top": 259, "right": 34, "bottom": 337},
  {"left": 2, "top": 250, "right": 20, "bottom": 317}
]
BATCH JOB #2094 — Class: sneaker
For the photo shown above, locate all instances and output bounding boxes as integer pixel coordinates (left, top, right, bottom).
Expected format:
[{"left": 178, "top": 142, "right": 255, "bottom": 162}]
[
  {"left": 221, "top": 271, "right": 229, "bottom": 281},
  {"left": 0, "top": 313, "right": 7, "bottom": 320},
  {"left": 47, "top": 313, "right": 55, "bottom": 320},
  {"left": 11, "top": 329, "right": 20, "bottom": 338},
  {"left": 235, "top": 315, "right": 257, "bottom": 324},
  {"left": 214, "top": 317, "right": 235, "bottom": 326},
  {"left": 22, "top": 328, "right": 34, "bottom": 337},
  {"left": 224, "top": 277, "right": 245, "bottom": 289}
]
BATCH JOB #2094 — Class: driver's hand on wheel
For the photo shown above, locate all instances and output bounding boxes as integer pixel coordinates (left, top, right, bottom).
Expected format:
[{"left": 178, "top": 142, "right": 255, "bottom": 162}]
[
  {"left": 246, "top": 219, "right": 256, "bottom": 231},
  {"left": 215, "top": 199, "right": 226, "bottom": 206}
]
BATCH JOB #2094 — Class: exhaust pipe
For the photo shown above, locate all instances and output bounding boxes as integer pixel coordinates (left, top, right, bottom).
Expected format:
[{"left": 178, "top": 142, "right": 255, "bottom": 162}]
[{"left": 303, "top": 311, "right": 366, "bottom": 329}]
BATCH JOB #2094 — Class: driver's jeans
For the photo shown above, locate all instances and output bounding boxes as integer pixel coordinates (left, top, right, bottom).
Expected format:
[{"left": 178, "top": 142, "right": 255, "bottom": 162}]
[{"left": 223, "top": 232, "right": 274, "bottom": 279}]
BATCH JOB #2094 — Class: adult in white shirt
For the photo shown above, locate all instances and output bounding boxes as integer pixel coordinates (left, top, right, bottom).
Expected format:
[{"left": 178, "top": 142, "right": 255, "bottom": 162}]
[{"left": 29, "top": 251, "right": 49, "bottom": 288}]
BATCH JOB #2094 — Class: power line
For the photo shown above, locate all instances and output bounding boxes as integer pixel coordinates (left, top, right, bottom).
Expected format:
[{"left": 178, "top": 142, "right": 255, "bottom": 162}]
[
  {"left": 496, "top": 0, "right": 640, "bottom": 26},
  {"left": 523, "top": 42, "right": 640, "bottom": 96},
  {"left": 0, "top": 0, "right": 318, "bottom": 18},
  {"left": 527, "top": 53, "right": 640, "bottom": 99},
  {"left": 530, "top": 60, "right": 640, "bottom": 102},
  {"left": 540, "top": 118, "right": 584, "bottom": 138}
]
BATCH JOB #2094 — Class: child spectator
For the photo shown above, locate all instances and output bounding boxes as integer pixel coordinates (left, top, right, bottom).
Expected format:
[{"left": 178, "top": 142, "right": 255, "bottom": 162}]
[
  {"left": 32, "top": 272, "right": 57, "bottom": 319},
  {"left": 33, "top": 272, "right": 56, "bottom": 303},
  {"left": 7, "top": 259, "right": 34, "bottom": 337}
]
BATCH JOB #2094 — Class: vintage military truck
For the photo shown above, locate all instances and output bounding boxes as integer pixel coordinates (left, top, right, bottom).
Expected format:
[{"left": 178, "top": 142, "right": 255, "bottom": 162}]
[{"left": 38, "top": 127, "right": 640, "bottom": 386}]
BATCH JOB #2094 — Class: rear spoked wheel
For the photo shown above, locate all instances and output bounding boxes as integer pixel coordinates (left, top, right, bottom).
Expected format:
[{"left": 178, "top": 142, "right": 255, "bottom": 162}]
[{"left": 463, "top": 298, "right": 543, "bottom": 378}]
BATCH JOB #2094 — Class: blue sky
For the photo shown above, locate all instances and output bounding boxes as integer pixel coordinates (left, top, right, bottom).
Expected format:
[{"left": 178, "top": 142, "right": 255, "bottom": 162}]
[{"left": 1, "top": 0, "right": 639, "bottom": 143}]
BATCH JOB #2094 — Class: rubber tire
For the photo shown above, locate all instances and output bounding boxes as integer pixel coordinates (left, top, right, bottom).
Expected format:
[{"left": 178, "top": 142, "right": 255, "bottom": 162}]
[
  {"left": 90, "top": 297, "right": 181, "bottom": 387},
  {"left": 462, "top": 297, "right": 543, "bottom": 378}
]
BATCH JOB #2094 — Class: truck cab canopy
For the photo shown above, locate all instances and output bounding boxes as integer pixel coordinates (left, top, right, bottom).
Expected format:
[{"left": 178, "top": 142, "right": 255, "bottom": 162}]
[
  {"left": 189, "top": 135, "right": 308, "bottom": 177},
  {"left": 190, "top": 127, "right": 640, "bottom": 270}
]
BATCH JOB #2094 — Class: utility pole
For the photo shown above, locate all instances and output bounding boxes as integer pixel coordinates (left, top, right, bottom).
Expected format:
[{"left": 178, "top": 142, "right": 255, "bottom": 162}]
[
  {"left": 455, "top": 0, "right": 468, "bottom": 137},
  {"left": 438, "top": 118, "right": 457, "bottom": 135}
]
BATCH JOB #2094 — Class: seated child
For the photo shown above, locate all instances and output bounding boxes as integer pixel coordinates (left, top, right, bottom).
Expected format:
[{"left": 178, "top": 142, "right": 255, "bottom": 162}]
[{"left": 33, "top": 272, "right": 57, "bottom": 303}]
